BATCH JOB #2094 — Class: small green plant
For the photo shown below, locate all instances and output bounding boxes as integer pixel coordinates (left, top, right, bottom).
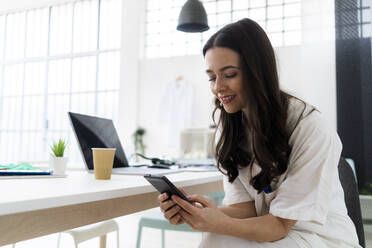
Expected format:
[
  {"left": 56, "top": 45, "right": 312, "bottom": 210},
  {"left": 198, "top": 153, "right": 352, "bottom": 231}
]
[
  {"left": 133, "top": 127, "right": 146, "bottom": 155},
  {"left": 50, "top": 138, "right": 67, "bottom": 157}
]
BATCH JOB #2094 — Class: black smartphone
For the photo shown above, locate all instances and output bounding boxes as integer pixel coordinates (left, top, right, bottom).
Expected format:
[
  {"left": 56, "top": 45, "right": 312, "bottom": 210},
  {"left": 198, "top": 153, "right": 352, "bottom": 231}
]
[{"left": 144, "top": 174, "right": 192, "bottom": 203}]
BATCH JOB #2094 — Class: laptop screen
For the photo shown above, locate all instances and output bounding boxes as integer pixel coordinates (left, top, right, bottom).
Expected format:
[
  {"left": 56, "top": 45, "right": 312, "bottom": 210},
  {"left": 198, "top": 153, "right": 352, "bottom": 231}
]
[{"left": 68, "top": 112, "right": 129, "bottom": 170}]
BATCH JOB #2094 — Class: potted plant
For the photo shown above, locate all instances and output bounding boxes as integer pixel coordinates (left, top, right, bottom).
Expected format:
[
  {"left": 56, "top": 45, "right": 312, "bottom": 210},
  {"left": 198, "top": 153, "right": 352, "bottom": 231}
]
[
  {"left": 50, "top": 138, "right": 68, "bottom": 175},
  {"left": 133, "top": 127, "right": 146, "bottom": 162}
]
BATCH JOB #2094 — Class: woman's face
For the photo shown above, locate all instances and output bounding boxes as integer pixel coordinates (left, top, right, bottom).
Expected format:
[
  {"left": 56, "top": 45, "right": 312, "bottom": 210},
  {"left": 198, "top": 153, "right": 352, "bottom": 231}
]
[{"left": 205, "top": 47, "right": 246, "bottom": 114}]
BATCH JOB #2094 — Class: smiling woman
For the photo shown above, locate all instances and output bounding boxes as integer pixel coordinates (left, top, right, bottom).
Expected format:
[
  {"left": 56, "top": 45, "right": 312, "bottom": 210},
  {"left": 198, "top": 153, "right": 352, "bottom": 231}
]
[{"left": 157, "top": 18, "right": 362, "bottom": 248}]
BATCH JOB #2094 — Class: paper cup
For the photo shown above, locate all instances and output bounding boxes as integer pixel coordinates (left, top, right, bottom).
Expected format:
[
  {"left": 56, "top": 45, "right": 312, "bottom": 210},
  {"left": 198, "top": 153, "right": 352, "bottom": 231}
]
[{"left": 92, "top": 148, "right": 116, "bottom": 180}]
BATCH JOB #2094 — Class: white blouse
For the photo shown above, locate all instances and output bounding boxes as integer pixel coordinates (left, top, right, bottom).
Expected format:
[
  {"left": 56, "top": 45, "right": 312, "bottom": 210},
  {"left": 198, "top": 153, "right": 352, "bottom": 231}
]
[{"left": 219, "top": 98, "right": 361, "bottom": 248}]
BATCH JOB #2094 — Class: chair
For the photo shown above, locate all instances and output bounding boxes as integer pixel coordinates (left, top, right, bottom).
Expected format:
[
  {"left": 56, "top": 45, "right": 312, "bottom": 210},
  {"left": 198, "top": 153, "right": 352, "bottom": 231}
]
[
  {"left": 57, "top": 219, "right": 120, "bottom": 248},
  {"left": 136, "top": 191, "right": 225, "bottom": 248},
  {"left": 11, "top": 219, "right": 119, "bottom": 248},
  {"left": 338, "top": 157, "right": 365, "bottom": 248},
  {"left": 345, "top": 158, "right": 357, "bottom": 182}
]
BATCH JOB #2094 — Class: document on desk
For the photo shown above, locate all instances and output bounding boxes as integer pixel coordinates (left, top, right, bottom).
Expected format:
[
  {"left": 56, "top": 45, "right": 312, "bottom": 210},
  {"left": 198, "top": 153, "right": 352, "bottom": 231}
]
[
  {"left": 176, "top": 158, "right": 217, "bottom": 172},
  {"left": 0, "top": 163, "right": 59, "bottom": 178},
  {"left": 0, "top": 169, "right": 52, "bottom": 175},
  {"left": 0, "top": 172, "right": 67, "bottom": 179},
  {"left": 181, "top": 165, "right": 217, "bottom": 172}
]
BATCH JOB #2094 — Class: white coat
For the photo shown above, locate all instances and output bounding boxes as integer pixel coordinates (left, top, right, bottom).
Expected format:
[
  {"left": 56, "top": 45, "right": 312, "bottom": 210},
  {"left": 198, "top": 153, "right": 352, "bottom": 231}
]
[{"left": 200, "top": 98, "right": 361, "bottom": 248}]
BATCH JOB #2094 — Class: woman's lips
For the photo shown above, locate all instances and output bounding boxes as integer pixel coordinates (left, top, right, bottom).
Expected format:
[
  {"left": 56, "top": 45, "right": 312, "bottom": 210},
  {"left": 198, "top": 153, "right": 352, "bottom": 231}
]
[{"left": 220, "top": 95, "right": 236, "bottom": 104}]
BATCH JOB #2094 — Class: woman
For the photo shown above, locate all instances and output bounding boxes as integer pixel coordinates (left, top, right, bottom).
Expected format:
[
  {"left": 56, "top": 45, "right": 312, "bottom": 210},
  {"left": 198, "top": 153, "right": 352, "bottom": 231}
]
[{"left": 158, "top": 18, "right": 360, "bottom": 248}]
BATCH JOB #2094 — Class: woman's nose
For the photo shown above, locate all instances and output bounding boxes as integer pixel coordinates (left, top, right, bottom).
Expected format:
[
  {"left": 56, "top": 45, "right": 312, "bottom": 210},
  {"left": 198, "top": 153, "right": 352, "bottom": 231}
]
[{"left": 214, "top": 77, "right": 226, "bottom": 92}]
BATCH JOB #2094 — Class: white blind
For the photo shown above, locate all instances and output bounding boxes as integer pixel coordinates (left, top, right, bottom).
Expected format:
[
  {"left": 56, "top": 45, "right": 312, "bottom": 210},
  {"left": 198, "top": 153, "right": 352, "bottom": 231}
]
[{"left": 0, "top": 0, "right": 122, "bottom": 166}]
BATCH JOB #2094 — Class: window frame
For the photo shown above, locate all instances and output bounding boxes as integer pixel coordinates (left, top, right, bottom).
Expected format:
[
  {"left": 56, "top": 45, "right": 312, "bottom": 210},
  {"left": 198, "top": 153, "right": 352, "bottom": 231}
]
[
  {"left": 144, "top": 0, "right": 302, "bottom": 58},
  {"left": 0, "top": 0, "right": 121, "bottom": 164}
]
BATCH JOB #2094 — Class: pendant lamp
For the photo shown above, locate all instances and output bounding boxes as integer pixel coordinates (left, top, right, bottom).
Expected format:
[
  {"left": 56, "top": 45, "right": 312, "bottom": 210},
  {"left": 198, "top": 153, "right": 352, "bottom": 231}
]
[{"left": 177, "top": 0, "right": 209, "bottom": 32}]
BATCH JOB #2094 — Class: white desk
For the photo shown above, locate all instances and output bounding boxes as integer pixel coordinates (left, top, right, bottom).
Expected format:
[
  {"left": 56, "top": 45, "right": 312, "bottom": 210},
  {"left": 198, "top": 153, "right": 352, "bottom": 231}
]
[{"left": 0, "top": 170, "right": 222, "bottom": 246}]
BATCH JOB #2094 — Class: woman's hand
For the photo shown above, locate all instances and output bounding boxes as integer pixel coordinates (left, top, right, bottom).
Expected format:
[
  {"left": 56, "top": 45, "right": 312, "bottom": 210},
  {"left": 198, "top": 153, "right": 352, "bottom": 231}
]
[
  {"left": 172, "top": 194, "right": 231, "bottom": 233},
  {"left": 158, "top": 187, "right": 188, "bottom": 225}
]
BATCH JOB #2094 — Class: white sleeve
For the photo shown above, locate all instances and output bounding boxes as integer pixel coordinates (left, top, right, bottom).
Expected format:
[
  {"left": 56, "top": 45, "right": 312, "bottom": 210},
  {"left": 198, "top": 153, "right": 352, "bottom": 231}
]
[
  {"left": 223, "top": 175, "right": 254, "bottom": 206},
  {"left": 269, "top": 111, "right": 342, "bottom": 225}
]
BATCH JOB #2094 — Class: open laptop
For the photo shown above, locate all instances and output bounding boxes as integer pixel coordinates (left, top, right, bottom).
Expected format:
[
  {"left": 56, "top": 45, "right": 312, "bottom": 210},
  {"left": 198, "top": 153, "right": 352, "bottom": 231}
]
[{"left": 68, "top": 112, "right": 182, "bottom": 175}]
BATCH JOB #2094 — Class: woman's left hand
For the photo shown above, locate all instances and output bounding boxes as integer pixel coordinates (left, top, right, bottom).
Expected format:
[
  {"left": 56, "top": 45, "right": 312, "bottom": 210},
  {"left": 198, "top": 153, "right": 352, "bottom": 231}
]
[{"left": 172, "top": 194, "right": 230, "bottom": 233}]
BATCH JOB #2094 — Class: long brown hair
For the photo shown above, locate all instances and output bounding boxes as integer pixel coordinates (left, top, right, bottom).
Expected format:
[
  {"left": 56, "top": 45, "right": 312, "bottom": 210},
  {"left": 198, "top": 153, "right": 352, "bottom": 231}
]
[{"left": 203, "top": 18, "right": 293, "bottom": 193}]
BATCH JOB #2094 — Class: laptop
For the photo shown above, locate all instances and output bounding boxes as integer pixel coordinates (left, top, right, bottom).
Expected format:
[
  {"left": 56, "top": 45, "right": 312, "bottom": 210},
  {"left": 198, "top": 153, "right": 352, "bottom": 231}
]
[{"left": 68, "top": 112, "right": 182, "bottom": 175}]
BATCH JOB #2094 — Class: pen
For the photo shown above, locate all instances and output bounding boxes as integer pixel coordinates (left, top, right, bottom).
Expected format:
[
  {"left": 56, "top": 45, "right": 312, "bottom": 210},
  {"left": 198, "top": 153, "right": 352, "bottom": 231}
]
[{"left": 264, "top": 185, "right": 273, "bottom": 194}]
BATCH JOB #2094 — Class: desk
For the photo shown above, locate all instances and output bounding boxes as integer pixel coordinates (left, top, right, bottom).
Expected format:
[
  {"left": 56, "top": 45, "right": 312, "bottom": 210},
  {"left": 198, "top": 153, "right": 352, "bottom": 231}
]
[{"left": 0, "top": 170, "right": 222, "bottom": 246}]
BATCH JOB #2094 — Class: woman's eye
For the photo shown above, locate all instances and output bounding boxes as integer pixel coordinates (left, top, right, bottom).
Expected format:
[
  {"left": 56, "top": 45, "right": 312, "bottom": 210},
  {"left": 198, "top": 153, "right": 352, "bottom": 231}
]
[
  {"left": 208, "top": 77, "right": 216, "bottom": 82},
  {"left": 225, "top": 73, "right": 237, "bottom": 78}
]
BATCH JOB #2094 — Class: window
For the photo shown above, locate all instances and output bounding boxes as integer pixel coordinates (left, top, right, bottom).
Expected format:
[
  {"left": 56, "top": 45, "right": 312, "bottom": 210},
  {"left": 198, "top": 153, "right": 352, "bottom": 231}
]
[
  {"left": 0, "top": 0, "right": 122, "bottom": 165},
  {"left": 335, "top": 0, "right": 371, "bottom": 39},
  {"left": 145, "top": 0, "right": 302, "bottom": 58},
  {"left": 359, "top": 0, "right": 371, "bottom": 37}
]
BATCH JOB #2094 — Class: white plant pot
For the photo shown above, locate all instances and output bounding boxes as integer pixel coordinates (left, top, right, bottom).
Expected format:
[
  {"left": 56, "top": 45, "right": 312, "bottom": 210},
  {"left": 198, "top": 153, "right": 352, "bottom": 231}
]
[{"left": 50, "top": 156, "right": 68, "bottom": 175}]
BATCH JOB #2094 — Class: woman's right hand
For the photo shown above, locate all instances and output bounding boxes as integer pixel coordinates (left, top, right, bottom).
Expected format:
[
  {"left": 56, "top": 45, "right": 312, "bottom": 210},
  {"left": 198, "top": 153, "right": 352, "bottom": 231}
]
[{"left": 158, "top": 191, "right": 185, "bottom": 225}]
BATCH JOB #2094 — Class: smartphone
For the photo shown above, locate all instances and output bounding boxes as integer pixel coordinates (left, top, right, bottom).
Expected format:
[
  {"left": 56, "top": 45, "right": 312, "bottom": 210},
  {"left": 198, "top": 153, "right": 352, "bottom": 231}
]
[{"left": 144, "top": 174, "right": 192, "bottom": 203}]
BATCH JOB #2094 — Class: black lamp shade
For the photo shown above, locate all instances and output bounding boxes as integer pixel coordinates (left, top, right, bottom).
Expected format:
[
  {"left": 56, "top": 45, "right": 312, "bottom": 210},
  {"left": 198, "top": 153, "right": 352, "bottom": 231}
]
[{"left": 177, "top": 0, "right": 209, "bottom": 33}]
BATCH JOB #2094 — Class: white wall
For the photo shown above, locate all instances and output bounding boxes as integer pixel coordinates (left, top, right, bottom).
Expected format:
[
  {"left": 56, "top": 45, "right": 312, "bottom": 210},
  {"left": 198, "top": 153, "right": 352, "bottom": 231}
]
[
  {"left": 300, "top": 0, "right": 337, "bottom": 128},
  {"left": 0, "top": 0, "right": 337, "bottom": 159},
  {"left": 116, "top": 0, "right": 144, "bottom": 154},
  {"left": 137, "top": 43, "right": 336, "bottom": 157}
]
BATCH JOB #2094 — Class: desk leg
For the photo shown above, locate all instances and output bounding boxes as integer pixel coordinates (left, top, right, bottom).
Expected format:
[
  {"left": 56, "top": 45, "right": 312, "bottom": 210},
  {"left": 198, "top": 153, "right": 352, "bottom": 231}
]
[{"left": 100, "top": 235, "right": 107, "bottom": 248}]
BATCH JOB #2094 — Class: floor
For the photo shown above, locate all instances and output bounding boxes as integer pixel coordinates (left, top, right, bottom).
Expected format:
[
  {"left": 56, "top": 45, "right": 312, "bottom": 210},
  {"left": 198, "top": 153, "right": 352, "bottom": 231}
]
[{"left": 2, "top": 207, "right": 372, "bottom": 248}]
